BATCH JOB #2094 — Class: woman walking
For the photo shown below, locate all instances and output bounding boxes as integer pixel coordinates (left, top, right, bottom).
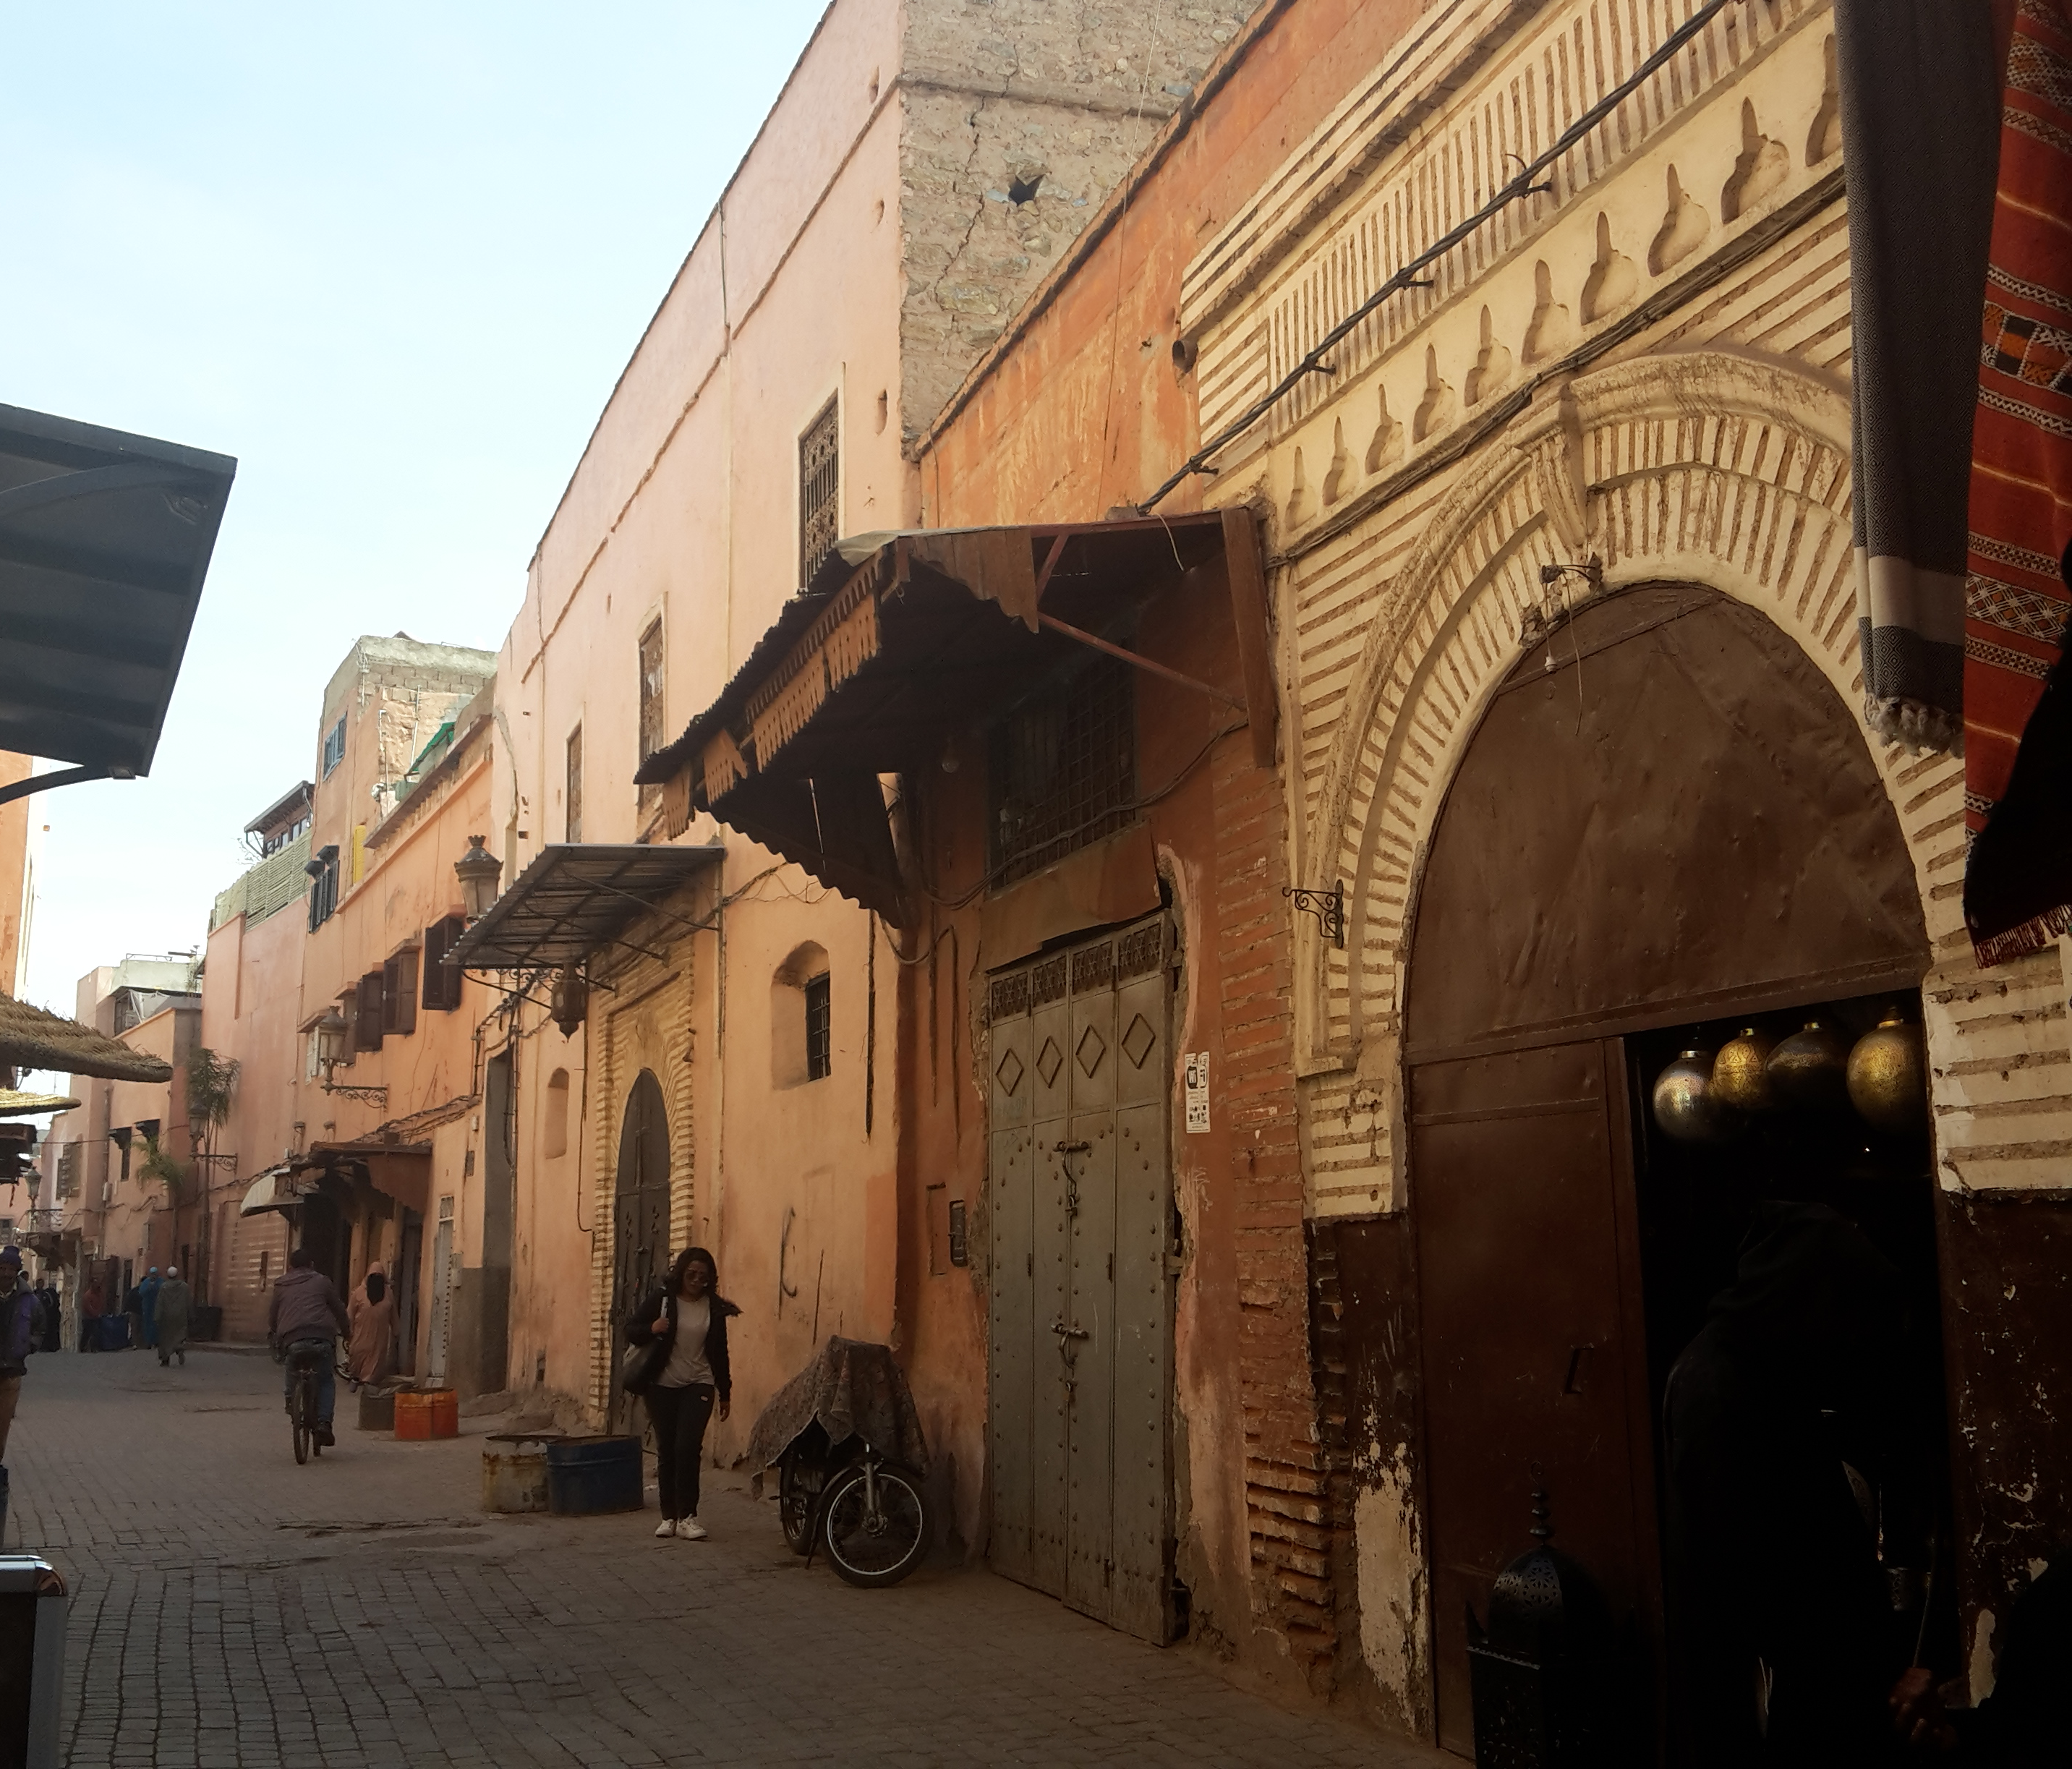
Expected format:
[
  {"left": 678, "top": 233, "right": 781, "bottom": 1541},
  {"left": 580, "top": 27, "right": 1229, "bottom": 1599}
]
[
  {"left": 155, "top": 1266, "right": 192, "bottom": 1367},
  {"left": 347, "top": 1262, "right": 396, "bottom": 1383},
  {"left": 623, "top": 1247, "right": 736, "bottom": 1540}
]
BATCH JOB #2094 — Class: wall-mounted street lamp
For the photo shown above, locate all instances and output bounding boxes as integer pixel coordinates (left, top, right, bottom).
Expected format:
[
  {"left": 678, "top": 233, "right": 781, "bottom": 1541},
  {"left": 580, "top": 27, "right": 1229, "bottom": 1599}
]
[
  {"left": 456, "top": 834, "right": 503, "bottom": 922},
  {"left": 314, "top": 1006, "right": 386, "bottom": 1107}
]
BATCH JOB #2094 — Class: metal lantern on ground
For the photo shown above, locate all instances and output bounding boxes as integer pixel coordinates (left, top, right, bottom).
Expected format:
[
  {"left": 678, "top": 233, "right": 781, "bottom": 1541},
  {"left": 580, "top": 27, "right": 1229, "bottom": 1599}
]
[
  {"left": 1652, "top": 1047, "right": 1734, "bottom": 1143},
  {"left": 456, "top": 835, "right": 503, "bottom": 921},
  {"left": 1466, "top": 1485, "right": 1621, "bottom": 1766},
  {"left": 315, "top": 1007, "right": 349, "bottom": 1070},
  {"left": 1848, "top": 1009, "right": 1929, "bottom": 1135}
]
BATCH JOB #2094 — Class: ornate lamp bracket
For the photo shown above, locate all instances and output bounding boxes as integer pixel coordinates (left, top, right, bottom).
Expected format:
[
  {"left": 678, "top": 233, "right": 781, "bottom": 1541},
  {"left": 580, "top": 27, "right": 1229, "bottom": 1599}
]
[
  {"left": 319, "top": 1073, "right": 388, "bottom": 1107},
  {"left": 1282, "top": 880, "right": 1346, "bottom": 948}
]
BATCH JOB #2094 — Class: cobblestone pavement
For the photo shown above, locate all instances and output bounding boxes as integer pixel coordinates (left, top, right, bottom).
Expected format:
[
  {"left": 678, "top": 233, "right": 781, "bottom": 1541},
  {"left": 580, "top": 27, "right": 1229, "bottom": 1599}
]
[{"left": 4, "top": 1349, "right": 1451, "bottom": 1768}]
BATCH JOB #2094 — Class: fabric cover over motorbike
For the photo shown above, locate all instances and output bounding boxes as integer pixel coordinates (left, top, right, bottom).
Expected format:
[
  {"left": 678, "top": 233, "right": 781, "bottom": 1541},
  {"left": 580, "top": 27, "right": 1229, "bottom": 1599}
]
[{"left": 745, "top": 1337, "right": 929, "bottom": 1474}]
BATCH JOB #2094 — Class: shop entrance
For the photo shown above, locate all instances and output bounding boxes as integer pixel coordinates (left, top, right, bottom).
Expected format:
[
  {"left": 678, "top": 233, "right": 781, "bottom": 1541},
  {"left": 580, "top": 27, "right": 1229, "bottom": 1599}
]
[
  {"left": 986, "top": 913, "right": 1175, "bottom": 1642},
  {"left": 1400, "top": 584, "right": 1940, "bottom": 1757},
  {"left": 610, "top": 1070, "right": 671, "bottom": 1433}
]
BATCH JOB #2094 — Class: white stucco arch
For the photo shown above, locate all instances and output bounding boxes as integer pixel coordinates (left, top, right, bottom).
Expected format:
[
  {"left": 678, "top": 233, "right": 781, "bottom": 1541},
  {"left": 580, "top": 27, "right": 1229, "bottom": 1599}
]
[{"left": 1295, "top": 348, "right": 1971, "bottom": 1213}]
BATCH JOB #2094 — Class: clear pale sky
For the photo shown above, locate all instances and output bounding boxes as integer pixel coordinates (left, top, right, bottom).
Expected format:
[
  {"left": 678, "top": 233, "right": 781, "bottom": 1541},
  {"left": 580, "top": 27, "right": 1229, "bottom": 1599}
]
[{"left": 4, "top": 2, "right": 830, "bottom": 1019}]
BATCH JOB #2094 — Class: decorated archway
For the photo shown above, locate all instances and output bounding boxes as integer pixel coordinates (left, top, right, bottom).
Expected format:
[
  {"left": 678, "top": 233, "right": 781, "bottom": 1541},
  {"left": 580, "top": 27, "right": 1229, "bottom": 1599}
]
[{"left": 1295, "top": 350, "right": 1967, "bottom": 1207}]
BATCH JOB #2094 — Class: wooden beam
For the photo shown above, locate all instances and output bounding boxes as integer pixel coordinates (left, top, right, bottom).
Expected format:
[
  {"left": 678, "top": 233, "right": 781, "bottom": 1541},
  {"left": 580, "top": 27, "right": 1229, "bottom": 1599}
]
[{"left": 1221, "top": 506, "right": 1278, "bottom": 769}]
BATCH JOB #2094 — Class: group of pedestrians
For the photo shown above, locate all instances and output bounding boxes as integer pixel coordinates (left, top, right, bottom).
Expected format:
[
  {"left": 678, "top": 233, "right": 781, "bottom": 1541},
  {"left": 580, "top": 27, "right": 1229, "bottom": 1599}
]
[{"left": 74, "top": 1265, "right": 193, "bottom": 1360}]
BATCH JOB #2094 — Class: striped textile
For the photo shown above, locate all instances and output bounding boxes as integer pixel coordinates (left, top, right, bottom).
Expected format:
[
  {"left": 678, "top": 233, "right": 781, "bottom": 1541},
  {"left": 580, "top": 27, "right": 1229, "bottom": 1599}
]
[
  {"left": 1839, "top": 0, "right": 2005, "bottom": 754},
  {"left": 1964, "top": 0, "right": 2072, "bottom": 964}
]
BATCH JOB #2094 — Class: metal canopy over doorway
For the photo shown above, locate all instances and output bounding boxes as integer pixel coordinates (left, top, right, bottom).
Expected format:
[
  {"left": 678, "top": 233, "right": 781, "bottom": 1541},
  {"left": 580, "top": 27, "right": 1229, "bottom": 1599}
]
[
  {"left": 1397, "top": 583, "right": 1935, "bottom": 1757},
  {"left": 986, "top": 911, "right": 1175, "bottom": 1643}
]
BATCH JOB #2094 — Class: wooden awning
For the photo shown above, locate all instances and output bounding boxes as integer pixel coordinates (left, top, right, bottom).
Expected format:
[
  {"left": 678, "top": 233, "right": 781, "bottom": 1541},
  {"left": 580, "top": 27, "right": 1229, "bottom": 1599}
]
[{"left": 637, "top": 511, "right": 1272, "bottom": 923}]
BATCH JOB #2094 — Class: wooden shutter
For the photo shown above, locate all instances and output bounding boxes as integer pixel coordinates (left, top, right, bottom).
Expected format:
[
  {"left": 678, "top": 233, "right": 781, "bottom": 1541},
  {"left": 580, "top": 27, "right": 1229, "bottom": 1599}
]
[
  {"left": 384, "top": 952, "right": 418, "bottom": 1036},
  {"left": 356, "top": 972, "right": 385, "bottom": 1050},
  {"left": 422, "top": 915, "right": 466, "bottom": 1012}
]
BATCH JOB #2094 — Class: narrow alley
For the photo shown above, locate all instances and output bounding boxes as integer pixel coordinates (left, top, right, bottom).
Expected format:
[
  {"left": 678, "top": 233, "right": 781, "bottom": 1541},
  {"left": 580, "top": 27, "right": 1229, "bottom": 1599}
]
[{"left": 9, "top": 1349, "right": 1446, "bottom": 1768}]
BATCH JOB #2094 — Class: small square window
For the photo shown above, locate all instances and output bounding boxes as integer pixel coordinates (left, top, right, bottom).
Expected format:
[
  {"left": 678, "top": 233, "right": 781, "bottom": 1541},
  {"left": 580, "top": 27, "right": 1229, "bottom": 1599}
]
[{"left": 805, "top": 973, "right": 832, "bottom": 1081}]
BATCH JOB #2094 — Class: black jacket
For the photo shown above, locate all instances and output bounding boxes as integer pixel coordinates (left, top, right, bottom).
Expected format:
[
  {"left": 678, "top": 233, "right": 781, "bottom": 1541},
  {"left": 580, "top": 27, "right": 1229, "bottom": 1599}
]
[{"left": 626, "top": 1287, "right": 738, "bottom": 1403}]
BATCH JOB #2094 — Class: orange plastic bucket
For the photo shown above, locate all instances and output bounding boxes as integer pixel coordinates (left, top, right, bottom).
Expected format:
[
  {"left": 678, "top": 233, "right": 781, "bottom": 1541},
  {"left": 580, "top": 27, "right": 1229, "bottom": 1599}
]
[{"left": 394, "top": 1388, "right": 459, "bottom": 1441}]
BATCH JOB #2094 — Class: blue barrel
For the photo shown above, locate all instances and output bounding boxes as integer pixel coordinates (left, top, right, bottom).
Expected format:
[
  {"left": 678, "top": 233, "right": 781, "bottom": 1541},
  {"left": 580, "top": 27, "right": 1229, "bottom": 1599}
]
[{"left": 545, "top": 1436, "right": 644, "bottom": 1515}]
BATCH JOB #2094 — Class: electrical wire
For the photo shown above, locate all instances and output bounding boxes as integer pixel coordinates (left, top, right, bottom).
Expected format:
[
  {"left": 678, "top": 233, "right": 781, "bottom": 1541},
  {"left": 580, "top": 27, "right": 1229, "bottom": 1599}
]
[{"left": 1138, "top": 0, "right": 1744, "bottom": 510}]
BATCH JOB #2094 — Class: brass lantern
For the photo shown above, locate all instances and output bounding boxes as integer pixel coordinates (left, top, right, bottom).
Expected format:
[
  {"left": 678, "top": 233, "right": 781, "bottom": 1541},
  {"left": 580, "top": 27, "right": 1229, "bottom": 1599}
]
[
  {"left": 1653, "top": 1047, "right": 1733, "bottom": 1143},
  {"left": 1766, "top": 1019, "right": 1851, "bottom": 1111},
  {"left": 455, "top": 835, "right": 503, "bottom": 921},
  {"left": 1711, "top": 1026, "right": 1776, "bottom": 1115},
  {"left": 1848, "top": 1009, "right": 1928, "bottom": 1135}
]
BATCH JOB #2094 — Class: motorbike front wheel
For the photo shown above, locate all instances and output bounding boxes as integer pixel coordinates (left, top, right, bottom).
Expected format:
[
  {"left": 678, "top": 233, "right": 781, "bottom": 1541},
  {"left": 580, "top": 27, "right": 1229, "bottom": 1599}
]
[
  {"left": 777, "top": 1457, "right": 817, "bottom": 1556},
  {"left": 819, "top": 1459, "right": 931, "bottom": 1588}
]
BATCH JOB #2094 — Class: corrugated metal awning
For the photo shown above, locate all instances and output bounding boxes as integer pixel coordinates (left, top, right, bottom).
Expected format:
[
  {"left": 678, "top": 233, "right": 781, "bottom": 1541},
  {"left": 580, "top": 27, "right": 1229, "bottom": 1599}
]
[
  {"left": 0, "top": 403, "right": 236, "bottom": 780},
  {"left": 448, "top": 843, "right": 724, "bottom": 973}
]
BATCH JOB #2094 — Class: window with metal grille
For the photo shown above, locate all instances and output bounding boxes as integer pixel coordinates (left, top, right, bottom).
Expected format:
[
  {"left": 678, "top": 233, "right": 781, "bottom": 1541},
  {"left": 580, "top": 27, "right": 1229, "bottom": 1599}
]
[
  {"left": 321, "top": 715, "right": 346, "bottom": 778},
  {"left": 798, "top": 398, "right": 840, "bottom": 584},
  {"left": 638, "top": 621, "right": 665, "bottom": 815},
  {"left": 989, "top": 655, "right": 1138, "bottom": 885},
  {"left": 566, "top": 723, "right": 584, "bottom": 843},
  {"left": 805, "top": 973, "right": 832, "bottom": 1081}
]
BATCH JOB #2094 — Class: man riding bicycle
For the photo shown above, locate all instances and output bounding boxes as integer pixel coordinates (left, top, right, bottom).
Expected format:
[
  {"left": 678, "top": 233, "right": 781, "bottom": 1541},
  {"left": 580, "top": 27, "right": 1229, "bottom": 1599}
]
[{"left": 267, "top": 1247, "right": 351, "bottom": 1447}]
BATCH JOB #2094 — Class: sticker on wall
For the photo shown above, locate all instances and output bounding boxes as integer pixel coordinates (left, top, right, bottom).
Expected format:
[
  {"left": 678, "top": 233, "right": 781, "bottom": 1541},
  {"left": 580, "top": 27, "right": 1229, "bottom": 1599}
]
[{"left": 1184, "top": 1052, "right": 1211, "bottom": 1135}]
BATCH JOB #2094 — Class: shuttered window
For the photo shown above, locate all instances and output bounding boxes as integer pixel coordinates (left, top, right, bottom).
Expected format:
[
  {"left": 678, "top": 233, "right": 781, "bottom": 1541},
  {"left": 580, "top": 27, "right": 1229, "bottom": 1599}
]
[
  {"left": 383, "top": 951, "right": 419, "bottom": 1036},
  {"left": 355, "top": 971, "right": 385, "bottom": 1051},
  {"left": 421, "top": 914, "right": 466, "bottom": 1012}
]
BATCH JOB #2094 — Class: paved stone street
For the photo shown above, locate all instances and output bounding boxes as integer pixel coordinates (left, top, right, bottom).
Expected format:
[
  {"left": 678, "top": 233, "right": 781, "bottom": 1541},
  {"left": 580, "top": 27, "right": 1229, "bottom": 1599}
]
[{"left": 4, "top": 1349, "right": 1449, "bottom": 1768}]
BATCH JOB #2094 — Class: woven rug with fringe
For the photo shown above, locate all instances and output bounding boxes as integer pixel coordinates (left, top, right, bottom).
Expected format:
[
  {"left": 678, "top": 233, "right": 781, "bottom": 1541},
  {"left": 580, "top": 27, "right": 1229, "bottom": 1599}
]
[{"left": 1964, "top": 0, "right": 2072, "bottom": 965}]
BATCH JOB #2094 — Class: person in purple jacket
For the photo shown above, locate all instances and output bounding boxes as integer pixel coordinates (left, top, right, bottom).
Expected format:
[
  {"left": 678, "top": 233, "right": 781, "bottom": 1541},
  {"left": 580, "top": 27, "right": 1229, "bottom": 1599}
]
[{"left": 0, "top": 1245, "right": 39, "bottom": 1465}]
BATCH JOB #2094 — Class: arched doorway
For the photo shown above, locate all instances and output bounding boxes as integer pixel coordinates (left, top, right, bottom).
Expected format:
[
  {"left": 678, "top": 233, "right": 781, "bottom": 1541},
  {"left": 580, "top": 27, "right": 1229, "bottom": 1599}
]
[
  {"left": 1402, "top": 583, "right": 1940, "bottom": 1754},
  {"left": 609, "top": 1070, "right": 671, "bottom": 1431}
]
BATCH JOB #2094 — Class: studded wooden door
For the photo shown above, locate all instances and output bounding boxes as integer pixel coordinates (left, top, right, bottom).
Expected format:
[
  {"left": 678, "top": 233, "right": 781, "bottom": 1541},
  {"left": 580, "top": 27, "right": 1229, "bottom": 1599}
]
[
  {"left": 987, "top": 913, "right": 1173, "bottom": 1642},
  {"left": 610, "top": 1070, "right": 672, "bottom": 1434}
]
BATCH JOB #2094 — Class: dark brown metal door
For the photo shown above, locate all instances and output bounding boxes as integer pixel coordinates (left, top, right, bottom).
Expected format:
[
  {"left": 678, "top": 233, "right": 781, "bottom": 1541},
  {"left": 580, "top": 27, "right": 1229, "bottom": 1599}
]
[
  {"left": 1412, "top": 1041, "right": 1653, "bottom": 1756},
  {"left": 610, "top": 1070, "right": 670, "bottom": 1433}
]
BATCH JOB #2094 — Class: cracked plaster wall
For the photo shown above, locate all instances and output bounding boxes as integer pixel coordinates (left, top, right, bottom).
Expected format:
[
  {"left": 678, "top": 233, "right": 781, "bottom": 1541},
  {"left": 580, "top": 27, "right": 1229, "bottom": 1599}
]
[{"left": 898, "top": 0, "right": 1260, "bottom": 443}]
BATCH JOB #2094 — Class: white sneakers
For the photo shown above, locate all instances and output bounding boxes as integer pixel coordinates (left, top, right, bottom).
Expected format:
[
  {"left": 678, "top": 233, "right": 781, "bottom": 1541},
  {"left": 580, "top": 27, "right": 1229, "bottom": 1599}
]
[
  {"left": 655, "top": 1517, "right": 709, "bottom": 1540},
  {"left": 655, "top": 1518, "right": 678, "bottom": 1538}
]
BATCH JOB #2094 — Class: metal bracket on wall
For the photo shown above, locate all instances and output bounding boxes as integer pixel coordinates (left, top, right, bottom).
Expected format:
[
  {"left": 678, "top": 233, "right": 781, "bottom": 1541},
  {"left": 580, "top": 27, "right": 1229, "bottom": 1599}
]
[
  {"left": 320, "top": 1080, "right": 389, "bottom": 1107},
  {"left": 1282, "top": 881, "right": 1345, "bottom": 948}
]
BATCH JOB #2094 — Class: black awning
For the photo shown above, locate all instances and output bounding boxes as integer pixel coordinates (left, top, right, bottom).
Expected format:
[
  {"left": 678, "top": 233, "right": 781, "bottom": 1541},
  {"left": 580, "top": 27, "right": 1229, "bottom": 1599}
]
[
  {"left": 448, "top": 843, "right": 723, "bottom": 972},
  {"left": 636, "top": 513, "right": 1271, "bottom": 921},
  {"left": 0, "top": 403, "right": 236, "bottom": 775}
]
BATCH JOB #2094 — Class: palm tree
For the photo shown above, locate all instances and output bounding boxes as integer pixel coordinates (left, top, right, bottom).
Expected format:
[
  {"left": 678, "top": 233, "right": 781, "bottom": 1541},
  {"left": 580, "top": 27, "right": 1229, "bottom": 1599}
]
[{"left": 184, "top": 1047, "right": 239, "bottom": 1303}]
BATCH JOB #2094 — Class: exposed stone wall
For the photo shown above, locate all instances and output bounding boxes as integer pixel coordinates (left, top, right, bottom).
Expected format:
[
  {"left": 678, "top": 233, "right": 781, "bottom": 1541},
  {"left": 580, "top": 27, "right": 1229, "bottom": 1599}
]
[{"left": 898, "top": 0, "right": 1261, "bottom": 442}]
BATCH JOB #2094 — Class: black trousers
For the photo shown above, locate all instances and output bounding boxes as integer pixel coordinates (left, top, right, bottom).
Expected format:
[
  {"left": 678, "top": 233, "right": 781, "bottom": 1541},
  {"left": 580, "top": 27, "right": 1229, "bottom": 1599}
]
[{"left": 645, "top": 1382, "right": 715, "bottom": 1520}]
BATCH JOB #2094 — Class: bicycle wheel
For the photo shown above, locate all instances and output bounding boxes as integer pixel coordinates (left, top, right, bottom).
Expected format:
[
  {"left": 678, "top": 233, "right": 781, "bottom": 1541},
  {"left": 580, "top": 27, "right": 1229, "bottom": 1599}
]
[
  {"left": 819, "top": 1459, "right": 931, "bottom": 1588},
  {"left": 291, "top": 1371, "right": 312, "bottom": 1465}
]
